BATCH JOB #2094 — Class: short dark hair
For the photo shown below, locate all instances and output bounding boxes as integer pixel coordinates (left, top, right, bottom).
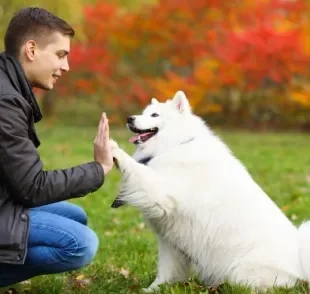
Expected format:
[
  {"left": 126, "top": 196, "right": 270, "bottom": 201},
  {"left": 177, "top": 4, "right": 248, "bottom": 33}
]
[{"left": 4, "top": 7, "right": 75, "bottom": 58}]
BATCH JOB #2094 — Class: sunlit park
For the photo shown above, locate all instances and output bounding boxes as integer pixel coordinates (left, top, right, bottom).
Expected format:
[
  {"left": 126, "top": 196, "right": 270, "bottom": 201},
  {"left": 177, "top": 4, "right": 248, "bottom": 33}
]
[{"left": 0, "top": 0, "right": 310, "bottom": 293}]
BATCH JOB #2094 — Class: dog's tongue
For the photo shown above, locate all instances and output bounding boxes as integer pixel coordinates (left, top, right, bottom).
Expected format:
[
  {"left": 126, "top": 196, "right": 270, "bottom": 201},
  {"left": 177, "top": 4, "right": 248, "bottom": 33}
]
[
  {"left": 129, "top": 132, "right": 153, "bottom": 143},
  {"left": 129, "top": 134, "right": 140, "bottom": 143}
]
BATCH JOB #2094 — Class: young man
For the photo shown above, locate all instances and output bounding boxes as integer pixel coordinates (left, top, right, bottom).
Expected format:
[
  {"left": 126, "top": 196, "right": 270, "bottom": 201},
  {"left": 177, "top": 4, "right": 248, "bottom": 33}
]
[{"left": 0, "top": 7, "right": 114, "bottom": 287}]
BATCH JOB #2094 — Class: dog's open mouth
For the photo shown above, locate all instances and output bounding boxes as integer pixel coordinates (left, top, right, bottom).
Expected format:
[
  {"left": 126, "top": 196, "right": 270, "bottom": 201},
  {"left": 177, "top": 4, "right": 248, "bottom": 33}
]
[{"left": 128, "top": 125, "right": 158, "bottom": 144}]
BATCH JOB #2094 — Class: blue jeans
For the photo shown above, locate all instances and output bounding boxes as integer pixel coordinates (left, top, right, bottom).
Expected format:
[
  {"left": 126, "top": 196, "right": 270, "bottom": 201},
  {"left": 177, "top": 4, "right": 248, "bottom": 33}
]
[{"left": 0, "top": 201, "right": 99, "bottom": 287}]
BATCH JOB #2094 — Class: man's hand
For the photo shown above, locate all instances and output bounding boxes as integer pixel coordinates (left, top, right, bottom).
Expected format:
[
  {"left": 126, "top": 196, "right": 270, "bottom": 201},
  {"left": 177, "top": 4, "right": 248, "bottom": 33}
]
[{"left": 94, "top": 112, "right": 114, "bottom": 175}]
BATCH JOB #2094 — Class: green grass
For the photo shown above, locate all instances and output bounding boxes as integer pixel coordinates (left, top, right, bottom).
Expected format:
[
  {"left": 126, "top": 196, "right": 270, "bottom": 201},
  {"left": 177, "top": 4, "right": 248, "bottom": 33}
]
[{"left": 2, "top": 123, "right": 310, "bottom": 294}]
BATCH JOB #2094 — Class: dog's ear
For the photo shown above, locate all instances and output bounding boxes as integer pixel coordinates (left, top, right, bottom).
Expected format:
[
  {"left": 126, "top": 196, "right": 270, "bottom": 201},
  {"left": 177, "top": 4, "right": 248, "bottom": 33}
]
[
  {"left": 172, "top": 91, "right": 191, "bottom": 113},
  {"left": 151, "top": 98, "right": 159, "bottom": 104}
]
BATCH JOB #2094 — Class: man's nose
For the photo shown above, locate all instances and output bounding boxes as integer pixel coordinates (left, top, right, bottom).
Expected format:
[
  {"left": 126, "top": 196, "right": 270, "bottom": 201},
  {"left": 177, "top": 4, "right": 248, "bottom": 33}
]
[{"left": 61, "top": 59, "right": 70, "bottom": 72}]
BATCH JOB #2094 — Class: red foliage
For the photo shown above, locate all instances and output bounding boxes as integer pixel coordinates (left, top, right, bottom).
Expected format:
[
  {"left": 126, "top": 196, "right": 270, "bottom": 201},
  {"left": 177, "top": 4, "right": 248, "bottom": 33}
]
[{"left": 54, "top": 0, "right": 310, "bottom": 125}]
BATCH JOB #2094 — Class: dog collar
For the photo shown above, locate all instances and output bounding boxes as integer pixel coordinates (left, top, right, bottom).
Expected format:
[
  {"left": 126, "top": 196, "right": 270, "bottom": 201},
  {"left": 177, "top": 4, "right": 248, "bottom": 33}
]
[{"left": 137, "top": 138, "right": 194, "bottom": 166}]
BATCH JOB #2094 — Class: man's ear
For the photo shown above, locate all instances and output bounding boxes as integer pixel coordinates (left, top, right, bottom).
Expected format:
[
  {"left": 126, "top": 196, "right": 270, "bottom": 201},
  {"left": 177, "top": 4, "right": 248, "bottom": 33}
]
[
  {"left": 24, "top": 40, "right": 37, "bottom": 61},
  {"left": 171, "top": 91, "right": 191, "bottom": 113}
]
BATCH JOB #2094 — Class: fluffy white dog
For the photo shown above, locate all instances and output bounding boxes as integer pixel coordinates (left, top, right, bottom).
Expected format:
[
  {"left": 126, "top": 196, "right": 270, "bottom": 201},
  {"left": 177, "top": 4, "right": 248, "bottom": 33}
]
[{"left": 110, "top": 90, "right": 310, "bottom": 292}]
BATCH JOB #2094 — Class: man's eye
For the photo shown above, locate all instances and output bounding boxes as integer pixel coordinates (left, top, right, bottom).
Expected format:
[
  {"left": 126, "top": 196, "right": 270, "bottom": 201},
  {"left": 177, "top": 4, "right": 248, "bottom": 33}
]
[{"left": 151, "top": 113, "right": 159, "bottom": 117}]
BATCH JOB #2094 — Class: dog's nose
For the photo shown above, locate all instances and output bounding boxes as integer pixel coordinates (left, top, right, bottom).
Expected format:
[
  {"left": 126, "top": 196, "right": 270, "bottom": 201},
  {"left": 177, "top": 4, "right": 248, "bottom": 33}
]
[{"left": 127, "top": 116, "right": 135, "bottom": 124}]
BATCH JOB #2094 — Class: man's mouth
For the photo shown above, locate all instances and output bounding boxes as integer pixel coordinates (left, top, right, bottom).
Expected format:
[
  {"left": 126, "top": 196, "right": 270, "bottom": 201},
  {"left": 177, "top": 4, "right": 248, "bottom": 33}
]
[
  {"left": 128, "top": 124, "right": 158, "bottom": 144},
  {"left": 52, "top": 74, "right": 60, "bottom": 81}
]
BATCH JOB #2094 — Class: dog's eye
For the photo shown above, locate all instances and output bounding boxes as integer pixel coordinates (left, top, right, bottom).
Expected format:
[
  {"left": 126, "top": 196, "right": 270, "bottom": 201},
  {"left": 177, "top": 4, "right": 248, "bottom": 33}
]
[{"left": 151, "top": 113, "right": 159, "bottom": 117}]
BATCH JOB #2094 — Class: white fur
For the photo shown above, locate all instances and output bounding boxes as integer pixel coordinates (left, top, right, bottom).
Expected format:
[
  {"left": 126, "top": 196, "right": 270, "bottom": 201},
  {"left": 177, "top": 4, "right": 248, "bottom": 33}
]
[{"left": 110, "top": 90, "right": 310, "bottom": 292}]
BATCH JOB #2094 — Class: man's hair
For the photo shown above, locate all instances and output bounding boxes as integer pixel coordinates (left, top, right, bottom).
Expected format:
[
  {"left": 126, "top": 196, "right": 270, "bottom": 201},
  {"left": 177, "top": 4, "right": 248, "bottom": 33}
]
[{"left": 4, "top": 7, "right": 75, "bottom": 58}]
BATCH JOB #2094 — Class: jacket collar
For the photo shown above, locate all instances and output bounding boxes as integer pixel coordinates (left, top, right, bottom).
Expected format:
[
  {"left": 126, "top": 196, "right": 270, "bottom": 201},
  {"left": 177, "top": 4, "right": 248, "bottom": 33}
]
[{"left": 0, "top": 52, "right": 43, "bottom": 123}]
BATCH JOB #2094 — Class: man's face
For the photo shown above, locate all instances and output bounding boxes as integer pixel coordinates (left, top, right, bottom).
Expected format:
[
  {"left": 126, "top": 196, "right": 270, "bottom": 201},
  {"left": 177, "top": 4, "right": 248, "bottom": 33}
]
[{"left": 24, "top": 31, "right": 70, "bottom": 90}]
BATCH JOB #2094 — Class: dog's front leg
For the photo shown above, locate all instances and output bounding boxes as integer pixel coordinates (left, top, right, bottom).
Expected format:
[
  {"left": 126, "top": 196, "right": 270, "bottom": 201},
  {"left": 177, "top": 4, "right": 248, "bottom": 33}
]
[
  {"left": 143, "top": 237, "right": 191, "bottom": 292},
  {"left": 111, "top": 141, "right": 176, "bottom": 219}
]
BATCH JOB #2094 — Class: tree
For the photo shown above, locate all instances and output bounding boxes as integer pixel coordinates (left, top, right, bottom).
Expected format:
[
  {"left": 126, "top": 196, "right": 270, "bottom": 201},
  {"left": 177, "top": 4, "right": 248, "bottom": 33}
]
[{"left": 56, "top": 0, "right": 310, "bottom": 128}]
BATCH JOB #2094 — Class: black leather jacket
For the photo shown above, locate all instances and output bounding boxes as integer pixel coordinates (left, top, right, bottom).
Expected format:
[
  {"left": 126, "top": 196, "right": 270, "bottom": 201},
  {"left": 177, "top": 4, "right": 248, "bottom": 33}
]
[{"left": 0, "top": 52, "right": 104, "bottom": 264}]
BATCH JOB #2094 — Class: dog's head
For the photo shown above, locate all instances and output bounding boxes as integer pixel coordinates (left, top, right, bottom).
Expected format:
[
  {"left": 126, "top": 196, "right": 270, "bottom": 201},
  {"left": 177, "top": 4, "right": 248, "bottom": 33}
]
[{"left": 127, "top": 90, "right": 192, "bottom": 147}]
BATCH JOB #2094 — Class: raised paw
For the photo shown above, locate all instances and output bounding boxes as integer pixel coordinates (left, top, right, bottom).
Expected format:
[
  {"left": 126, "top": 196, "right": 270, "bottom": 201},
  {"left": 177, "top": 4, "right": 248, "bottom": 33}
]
[
  {"left": 110, "top": 138, "right": 119, "bottom": 149},
  {"left": 112, "top": 145, "right": 122, "bottom": 161},
  {"left": 111, "top": 143, "right": 128, "bottom": 173},
  {"left": 110, "top": 139, "right": 122, "bottom": 161}
]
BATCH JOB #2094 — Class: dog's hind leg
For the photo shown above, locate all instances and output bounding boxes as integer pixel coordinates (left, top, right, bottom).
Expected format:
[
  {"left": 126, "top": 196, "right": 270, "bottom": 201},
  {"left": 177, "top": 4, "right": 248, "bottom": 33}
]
[
  {"left": 111, "top": 140, "right": 176, "bottom": 219},
  {"left": 143, "top": 237, "right": 191, "bottom": 292}
]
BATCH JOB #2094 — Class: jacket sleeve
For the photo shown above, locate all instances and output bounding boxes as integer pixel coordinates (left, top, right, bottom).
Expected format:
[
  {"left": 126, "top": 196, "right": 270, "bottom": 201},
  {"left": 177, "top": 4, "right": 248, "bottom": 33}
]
[{"left": 0, "top": 95, "right": 105, "bottom": 207}]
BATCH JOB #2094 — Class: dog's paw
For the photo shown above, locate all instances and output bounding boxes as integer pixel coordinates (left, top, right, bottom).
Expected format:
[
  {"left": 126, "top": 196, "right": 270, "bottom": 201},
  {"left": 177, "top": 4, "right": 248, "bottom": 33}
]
[
  {"left": 110, "top": 139, "right": 121, "bottom": 170},
  {"left": 110, "top": 138, "right": 119, "bottom": 149},
  {"left": 111, "top": 143, "right": 128, "bottom": 172},
  {"left": 110, "top": 139, "right": 122, "bottom": 159},
  {"left": 112, "top": 146, "right": 123, "bottom": 161},
  {"left": 142, "top": 286, "right": 160, "bottom": 293}
]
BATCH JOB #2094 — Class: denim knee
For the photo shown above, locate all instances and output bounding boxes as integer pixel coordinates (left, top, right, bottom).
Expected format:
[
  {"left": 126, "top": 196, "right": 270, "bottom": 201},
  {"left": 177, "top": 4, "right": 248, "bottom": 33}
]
[
  {"left": 66, "top": 203, "right": 88, "bottom": 225},
  {"left": 68, "top": 226, "right": 99, "bottom": 270}
]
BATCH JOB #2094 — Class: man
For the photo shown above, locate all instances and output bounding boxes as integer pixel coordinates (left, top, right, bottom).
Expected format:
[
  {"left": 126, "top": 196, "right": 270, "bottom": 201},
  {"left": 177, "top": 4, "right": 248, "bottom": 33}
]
[{"left": 0, "top": 7, "right": 114, "bottom": 287}]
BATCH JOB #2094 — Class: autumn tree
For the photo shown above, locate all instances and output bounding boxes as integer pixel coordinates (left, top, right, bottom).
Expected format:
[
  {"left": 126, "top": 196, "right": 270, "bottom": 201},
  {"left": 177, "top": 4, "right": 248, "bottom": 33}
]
[{"left": 56, "top": 0, "right": 310, "bottom": 128}]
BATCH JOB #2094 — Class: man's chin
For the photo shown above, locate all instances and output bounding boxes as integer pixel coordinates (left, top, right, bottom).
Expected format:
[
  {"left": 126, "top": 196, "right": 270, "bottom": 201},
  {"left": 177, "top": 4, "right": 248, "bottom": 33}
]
[{"left": 32, "top": 82, "right": 53, "bottom": 91}]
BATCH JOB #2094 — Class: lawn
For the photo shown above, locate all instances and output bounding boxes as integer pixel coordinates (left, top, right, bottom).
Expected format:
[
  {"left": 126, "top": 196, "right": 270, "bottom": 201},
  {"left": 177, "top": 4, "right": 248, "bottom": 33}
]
[{"left": 2, "top": 123, "right": 310, "bottom": 294}]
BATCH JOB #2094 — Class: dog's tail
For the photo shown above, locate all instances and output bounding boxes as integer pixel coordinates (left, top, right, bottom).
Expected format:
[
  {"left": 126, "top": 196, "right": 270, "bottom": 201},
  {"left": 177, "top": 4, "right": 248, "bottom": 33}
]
[{"left": 298, "top": 221, "right": 310, "bottom": 280}]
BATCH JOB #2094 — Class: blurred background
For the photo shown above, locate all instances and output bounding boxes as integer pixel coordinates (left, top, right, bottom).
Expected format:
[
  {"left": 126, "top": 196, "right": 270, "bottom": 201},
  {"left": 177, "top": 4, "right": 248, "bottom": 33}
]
[{"left": 1, "top": 0, "right": 310, "bottom": 131}]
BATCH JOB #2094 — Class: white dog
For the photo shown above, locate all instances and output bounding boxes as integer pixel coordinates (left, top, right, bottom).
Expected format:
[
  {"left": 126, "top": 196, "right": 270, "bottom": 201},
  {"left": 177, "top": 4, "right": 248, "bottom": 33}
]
[{"left": 110, "top": 91, "right": 310, "bottom": 292}]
